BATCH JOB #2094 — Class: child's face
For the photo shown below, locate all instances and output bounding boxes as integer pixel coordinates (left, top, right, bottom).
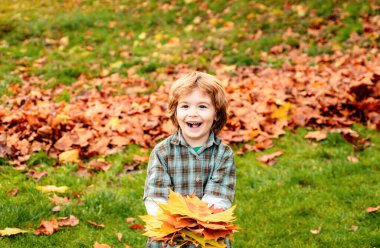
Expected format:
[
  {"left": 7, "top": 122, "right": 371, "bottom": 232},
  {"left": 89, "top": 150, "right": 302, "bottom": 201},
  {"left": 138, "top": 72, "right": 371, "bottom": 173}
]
[{"left": 176, "top": 88, "right": 216, "bottom": 147}]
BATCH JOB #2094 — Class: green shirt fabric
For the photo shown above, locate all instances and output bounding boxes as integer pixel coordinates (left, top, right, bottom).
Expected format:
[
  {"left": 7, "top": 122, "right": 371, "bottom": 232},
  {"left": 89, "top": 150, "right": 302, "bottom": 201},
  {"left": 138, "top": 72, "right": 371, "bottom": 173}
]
[{"left": 193, "top": 146, "right": 202, "bottom": 152}]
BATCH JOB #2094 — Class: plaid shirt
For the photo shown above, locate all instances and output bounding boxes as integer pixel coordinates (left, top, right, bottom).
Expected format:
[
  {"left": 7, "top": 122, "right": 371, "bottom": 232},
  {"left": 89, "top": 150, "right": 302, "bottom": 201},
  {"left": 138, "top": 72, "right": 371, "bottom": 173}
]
[{"left": 144, "top": 130, "right": 236, "bottom": 248}]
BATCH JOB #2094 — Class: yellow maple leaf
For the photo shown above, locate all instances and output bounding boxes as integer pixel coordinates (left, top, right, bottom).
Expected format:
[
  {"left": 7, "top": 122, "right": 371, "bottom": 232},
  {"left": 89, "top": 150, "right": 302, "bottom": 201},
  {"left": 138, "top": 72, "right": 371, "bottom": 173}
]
[
  {"left": 36, "top": 185, "right": 69, "bottom": 194},
  {"left": 106, "top": 117, "right": 120, "bottom": 130},
  {"left": 0, "top": 228, "right": 29, "bottom": 236},
  {"left": 271, "top": 102, "right": 292, "bottom": 120},
  {"left": 59, "top": 149, "right": 80, "bottom": 163}
]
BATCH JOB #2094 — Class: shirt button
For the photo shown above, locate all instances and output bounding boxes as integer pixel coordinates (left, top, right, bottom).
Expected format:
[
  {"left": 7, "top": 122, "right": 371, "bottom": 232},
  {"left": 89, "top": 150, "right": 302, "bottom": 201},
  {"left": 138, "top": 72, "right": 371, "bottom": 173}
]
[{"left": 196, "top": 176, "right": 200, "bottom": 182}]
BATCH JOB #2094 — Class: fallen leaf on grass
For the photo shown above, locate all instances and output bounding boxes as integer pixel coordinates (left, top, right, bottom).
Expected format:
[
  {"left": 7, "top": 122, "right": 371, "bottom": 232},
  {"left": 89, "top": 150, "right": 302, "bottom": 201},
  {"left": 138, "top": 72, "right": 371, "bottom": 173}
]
[
  {"left": 75, "top": 165, "right": 94, "bottom": 177},
  {"left": 133, "top": 154, "right": 148, "bottom": 163},
  {"left": 126, "top": 217, "right": 135, "bottom": 223},
  {"left": 59, "top": 149, "right": 80, "bottom": 163},
  {"left": 366, "top": 205, "right": 380, "bottom": 213},
  {"left": 256, "top": 150, "right": 283, "bottom": 166},
  {"left": 52, "top": 205, "right": 61, "bottom": 212},
  {"left": 34, "top": 217, "right": 59, "bottom": 235},
  {"left": 94, "top": 241, "right": 111, "bottom": 248},
  {"left": 58, "top": 215, "right": 79, "bottom": 226},
  {"left": 34, "top": 215, "right": 79, "bottom": 235},
  {"left": 6, "top": 188, "right": 18, "bottom": 196},
  {"left": 87, "top": 159, "right": 112, "bottom": 172},
  {"left": 347, "top": 156, "right": 359, "bottom": 163},
  {"left": 351, "top": 225, "right": 359, "bottom": 231},
  {"left": 117, "top": 232, "right": 122, "bottom": 242},
  {"left": 0, "top": 228, "right": 29, "bottom": 236},
  {"left": 26, "top": 170, "right": 47, "bottom": 182},
  {"left": 304, "top": 130, "right": 328, "bottom": 141},
  {"left": 310, "top": 227, "right": 321, "bottom": 234},
  {"left": 36, "top": 185, "right": 69, "bottom": 193},
  {"left": 336, "top": 129, "right": 371, "bottom": 152},
  {"left": 87, "top": 220, "right": 105, "bottom": 228},
  {"left": 129, "top": 224, "right": 144, "bottom": 229},
  {"left": 49, "top": 194, "right": 69, "bottom": 205}
]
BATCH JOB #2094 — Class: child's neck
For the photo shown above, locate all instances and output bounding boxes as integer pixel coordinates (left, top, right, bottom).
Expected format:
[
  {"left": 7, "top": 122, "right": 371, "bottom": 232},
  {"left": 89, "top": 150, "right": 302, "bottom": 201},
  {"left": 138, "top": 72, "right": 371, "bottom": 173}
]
[{"left": 182, "top": 131, "right": 210, "bottom": 147}]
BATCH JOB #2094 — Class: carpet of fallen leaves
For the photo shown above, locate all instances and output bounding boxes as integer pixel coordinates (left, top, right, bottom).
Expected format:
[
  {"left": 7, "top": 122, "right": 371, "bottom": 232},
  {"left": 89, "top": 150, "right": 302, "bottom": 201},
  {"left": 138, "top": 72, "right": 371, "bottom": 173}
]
[{"left": 0, "top": 46, "right": 379, "bottom": 166}]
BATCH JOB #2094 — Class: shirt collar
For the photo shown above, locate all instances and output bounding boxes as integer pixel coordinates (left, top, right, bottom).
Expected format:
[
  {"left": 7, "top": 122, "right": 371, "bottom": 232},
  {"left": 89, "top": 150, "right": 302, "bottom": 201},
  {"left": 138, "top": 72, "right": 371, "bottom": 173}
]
[{"left": 170, "top": 129, "right": 221, "bottom": 147}]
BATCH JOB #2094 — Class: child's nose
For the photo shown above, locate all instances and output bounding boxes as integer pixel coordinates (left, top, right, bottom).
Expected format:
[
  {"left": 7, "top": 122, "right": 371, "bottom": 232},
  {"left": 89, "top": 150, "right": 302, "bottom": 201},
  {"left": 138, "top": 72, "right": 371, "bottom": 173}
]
[{"left": 188, "top": 106, "right": 199, "bottom": 116}]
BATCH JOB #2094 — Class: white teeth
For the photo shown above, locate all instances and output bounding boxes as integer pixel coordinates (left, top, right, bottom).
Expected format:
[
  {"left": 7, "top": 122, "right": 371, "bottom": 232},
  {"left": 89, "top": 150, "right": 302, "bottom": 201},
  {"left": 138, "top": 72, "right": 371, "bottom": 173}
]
[{"left": 187, "top": 121, "right": 202, "bottom": 128}]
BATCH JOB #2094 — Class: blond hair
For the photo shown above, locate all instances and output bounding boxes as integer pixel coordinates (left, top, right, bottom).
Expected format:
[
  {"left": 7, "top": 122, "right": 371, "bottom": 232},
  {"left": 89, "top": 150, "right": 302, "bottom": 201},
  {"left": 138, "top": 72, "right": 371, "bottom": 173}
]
[{"left": 168, "top": 71, "right": 228, "bottom": 134}]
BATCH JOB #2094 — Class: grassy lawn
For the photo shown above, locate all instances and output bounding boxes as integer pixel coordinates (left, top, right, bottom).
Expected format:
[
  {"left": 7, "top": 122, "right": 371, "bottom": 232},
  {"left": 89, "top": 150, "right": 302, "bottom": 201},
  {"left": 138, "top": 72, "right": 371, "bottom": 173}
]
[
  {"left": 1, "top": 125, "right": 379, "bottom": 247},
  {"left": 1, "top": 0, "right": 378, "bottom": 95}
]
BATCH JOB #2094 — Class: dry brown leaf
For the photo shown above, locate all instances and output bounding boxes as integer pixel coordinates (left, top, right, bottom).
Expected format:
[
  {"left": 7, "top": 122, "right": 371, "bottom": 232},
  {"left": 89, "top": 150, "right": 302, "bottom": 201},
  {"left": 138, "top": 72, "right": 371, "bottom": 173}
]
[
  {"left": 94, "top": 241, "right": 111, "bottom": 248},
  {"left": 6, "top": 188, "right": 18, "bottom": 196},
  {"left": 126, "top": 217, "right": 136, "bottom": 223},
  {"left": 129, "top": 224, "right": 144, "bottom": 229},
  {"left": 304, "top": 130, "right": 328, "bottom": 141},
  {"left": 87, "top": 220, "right": 105, "bottom": 228},
  {"left": 256, "top": 150, "right": 283, "bottom": 166},
  {"left": 117, "top": 232, "right": 122, "bottom": 242},
  {"left": 26, "top": 170, "right": 47, "bottom": 182},
  {"left": 310, "top": 227, "right": 321, "bottom": 234},
  {"left": 34, "top": 217, "right": 59, "bottom": 235},
  {"left": 133, "top": 154, "right": 148, "bottom": 163},
  {"left": 75, "top": 166, "right": 94, "bottom": 177},
  {"left": 58, "top": 215, "right": 79, "bottom": 227},
  {"left": 347, "top": 156, "right": 359, "bottom": 163},
  {"left": 49, "top": 194, "right": 69, "bottom": 205},
  {"left": 87, "top": 159, "right": 112, "bottom": 172},
  {"left": 54, "top": 134, "right": 74, "bottom": 151},
  {"left": 59, "top": 149, "right": 80, "bottom": 163},
  {"left": 52, "top": 205, "right": 61, "bottom": 212},
  {"left": 366, "top": 205, "right": 380, "bottom": 213}
]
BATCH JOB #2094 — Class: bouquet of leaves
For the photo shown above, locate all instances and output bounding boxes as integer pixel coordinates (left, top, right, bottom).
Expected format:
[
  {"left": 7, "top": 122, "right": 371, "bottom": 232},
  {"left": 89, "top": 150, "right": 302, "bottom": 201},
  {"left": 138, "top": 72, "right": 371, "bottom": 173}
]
[{"left": 140, "top": 190, "right": 241, "bottom": 248}]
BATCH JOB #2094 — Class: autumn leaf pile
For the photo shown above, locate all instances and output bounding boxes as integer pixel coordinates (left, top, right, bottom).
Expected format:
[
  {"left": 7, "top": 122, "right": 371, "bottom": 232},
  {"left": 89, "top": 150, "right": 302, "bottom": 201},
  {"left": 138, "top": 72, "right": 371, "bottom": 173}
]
[
  {"left": 0, "top": 46, "right": 379, "bottom": 165},
  {"left": 140, "top": 191, "right": 240, "bottom": 248}
]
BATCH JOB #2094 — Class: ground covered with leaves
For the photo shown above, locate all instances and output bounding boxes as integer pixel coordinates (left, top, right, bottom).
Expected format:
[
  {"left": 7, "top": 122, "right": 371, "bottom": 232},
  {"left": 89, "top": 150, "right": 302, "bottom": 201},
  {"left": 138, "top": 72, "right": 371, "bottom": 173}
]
[{"left": 0, "top": 0, "right": 379, "bottom": 247}]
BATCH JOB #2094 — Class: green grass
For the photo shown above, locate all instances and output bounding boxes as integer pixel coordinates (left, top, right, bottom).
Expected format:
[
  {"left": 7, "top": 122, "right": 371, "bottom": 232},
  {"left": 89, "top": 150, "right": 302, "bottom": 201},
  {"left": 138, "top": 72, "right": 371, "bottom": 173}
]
[
  {"left": 233, "top": 125, "right": 380, "bottom": 247},
  {"left": 1, "top": 0, "right": 379, "bottom": 95},
  {"left": 0, "top": 125, "right": 379, "bottom": 247}
]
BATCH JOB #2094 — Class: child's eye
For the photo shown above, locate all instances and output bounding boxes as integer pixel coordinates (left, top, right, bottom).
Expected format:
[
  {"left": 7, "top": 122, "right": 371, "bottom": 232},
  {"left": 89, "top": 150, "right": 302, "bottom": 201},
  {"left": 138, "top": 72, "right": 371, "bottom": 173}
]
[
  {"left": 199, "top": 105, "right": 207, "bottom": 109},
  {"left": 180, "top": 105, "right": 189, "bottom": 108}
]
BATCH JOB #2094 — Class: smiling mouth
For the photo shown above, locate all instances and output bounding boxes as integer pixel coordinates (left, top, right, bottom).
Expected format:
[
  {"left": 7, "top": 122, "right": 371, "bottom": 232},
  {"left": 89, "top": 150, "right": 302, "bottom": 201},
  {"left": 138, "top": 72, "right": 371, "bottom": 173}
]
[{"left": 187, "top": 121, "right": 202, "bottom": 128}]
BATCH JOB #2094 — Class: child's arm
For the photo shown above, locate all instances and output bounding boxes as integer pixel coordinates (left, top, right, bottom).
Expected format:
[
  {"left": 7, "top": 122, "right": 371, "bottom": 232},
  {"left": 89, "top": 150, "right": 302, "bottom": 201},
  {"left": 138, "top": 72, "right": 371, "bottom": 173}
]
[
  {"left": 202, "top": 194, "right": 231, "bottom": 209},
  {"left": 143, "top": 146, "right": 171, "bottom": 215},
  {"left": 203, "top": 146, "right": 236, "bottom": 209},
  {"left": 144, "top": 196, "right": 167, "bottom": 215}
]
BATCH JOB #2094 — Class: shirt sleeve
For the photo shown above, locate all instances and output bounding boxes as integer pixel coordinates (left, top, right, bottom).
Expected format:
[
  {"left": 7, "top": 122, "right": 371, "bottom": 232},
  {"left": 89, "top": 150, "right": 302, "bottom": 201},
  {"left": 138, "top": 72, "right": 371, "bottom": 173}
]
[
  {"left": 204, "top": 147, "right": 236, "bottom": 203},
  {"left": 202, "top": 194, "right": 232, "bottom": 210},
  {"left": 143, "top": 146, "right": 172, "bottom": 200},
  {"left": 144, "top": 196, "right": 168, "bottom": 215}
]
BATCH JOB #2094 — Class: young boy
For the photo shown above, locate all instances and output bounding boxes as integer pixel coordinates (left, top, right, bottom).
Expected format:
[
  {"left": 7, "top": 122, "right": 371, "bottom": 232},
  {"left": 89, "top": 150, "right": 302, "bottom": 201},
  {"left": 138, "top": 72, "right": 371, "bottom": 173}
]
[{"left": 143, "top": 71, "right": 236, "bottom": 248}]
